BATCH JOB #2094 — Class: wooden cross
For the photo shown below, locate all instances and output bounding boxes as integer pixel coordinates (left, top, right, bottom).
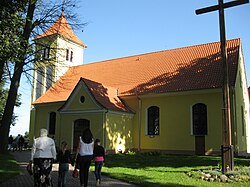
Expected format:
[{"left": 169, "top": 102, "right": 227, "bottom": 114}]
[{"left": 196, "top": 0, "right": 249, "bottom": 172}]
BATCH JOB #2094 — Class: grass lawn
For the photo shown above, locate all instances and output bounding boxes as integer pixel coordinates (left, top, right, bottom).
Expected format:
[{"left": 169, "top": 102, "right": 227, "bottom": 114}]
[
  {"left": 0, "top": 153, "right": 20, "bottom": 184},
  {"left": 93, "top": 152, "right": 250, "bottom": 187}
]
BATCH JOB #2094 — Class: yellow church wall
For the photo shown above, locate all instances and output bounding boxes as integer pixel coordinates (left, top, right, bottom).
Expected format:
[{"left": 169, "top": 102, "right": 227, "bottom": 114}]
[
  {"left": 29, "top": 102, "right": 63, "bottom": 146},
  {"left": 123, "top": 97, "right": 140, "bottom": 149},
  {"left": 233, "top": 52, "right": 249, "bottom": 154},
  {"left": 29, "top": 108, "right": 36, "bottom": 143},
  {"left": 105, "top": 112, "right": 134, "bottom": 153},
  {"left": 58, "top": 112, "right": 104, "bottom": 150},
  {"left": 124, "top": 90, "right": 223, "bottom": 154}
]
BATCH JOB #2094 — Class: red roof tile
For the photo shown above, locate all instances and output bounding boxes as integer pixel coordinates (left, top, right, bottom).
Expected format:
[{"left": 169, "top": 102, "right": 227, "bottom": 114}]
[
  {"left": 35, "top": 13, "right": 86, "bottom": 47},
  {"left": 33, "top": 38, "right": 241, "bottom": 112}
]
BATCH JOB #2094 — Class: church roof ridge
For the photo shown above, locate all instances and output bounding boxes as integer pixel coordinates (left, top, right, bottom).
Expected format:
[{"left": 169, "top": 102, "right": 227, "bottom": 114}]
[
  {"left": 35, "top": 13, "right": 86, "bottom": 47},
  {"left": 72, "top": 38, "right": 241, "bottom": 68}
]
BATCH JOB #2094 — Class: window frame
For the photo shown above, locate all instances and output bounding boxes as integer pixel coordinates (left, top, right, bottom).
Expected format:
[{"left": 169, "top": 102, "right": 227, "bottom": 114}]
[
  {"left": 192, "top": 103, "right": 208, "bottom": 136},
  {"left": 146, "top": 106, "right": 160, "bottom": 136}
]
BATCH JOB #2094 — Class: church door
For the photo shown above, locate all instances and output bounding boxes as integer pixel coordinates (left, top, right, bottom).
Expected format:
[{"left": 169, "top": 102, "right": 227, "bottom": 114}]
[
  {"left": 192, "top": 103, "right": 207, "bottom": 155},
  {"left": 73, "top": 119, "right": 90, "bottom": 151},
  {"left": 195, "top": 136, "right": 205, "bottom": 155}
]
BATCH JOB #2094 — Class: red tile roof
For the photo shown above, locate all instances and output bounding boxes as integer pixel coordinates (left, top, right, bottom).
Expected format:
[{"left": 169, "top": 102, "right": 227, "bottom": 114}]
[
  {"left": 33, "top": 38, "right": 241, "bottom": 112},
  {"left": 35, "top": 13, "right": 86, "bottom": 47}
]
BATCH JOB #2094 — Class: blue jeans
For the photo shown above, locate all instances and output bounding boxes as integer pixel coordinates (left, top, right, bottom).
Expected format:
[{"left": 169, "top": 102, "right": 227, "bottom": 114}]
[
  {"left": 58, "top": 163, "right": 69, "bottom": 187},
  {"left": 94, "top": 161, "right": 103, "bottom": 181}
]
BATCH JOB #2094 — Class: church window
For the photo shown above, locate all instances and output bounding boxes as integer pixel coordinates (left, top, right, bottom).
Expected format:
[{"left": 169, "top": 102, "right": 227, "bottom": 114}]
[
  {"left": 43, "top": 47, "right": 50, "bottom": 59},
  {"left": 48, "top": 112, "right": 56, "bottom": 135},
  {"left": 80, "top": 96, "right": 85, "bottom": 103},
  {"left": 147, "top": 106, "right": 160, "bottom": 135},
  {"left": 192, "top": 103, "right": 207, "bottom": 135},
  {"left": 241, "top": 106, "right": 245, "bottom": 136},
  {"left": 66, "top": 49, "right": 69, "bottom": 60},
  {"left": 70, "top": 51, "right": 73, "bottom": 62}
]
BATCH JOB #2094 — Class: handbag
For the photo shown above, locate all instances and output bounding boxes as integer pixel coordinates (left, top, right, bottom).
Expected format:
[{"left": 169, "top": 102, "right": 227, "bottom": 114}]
[
  {"left": 72, "top": 168, "right": 79, "bottom": 178},
  {"left": 26, "top": 163, "right": 33, "bottom": 175}
]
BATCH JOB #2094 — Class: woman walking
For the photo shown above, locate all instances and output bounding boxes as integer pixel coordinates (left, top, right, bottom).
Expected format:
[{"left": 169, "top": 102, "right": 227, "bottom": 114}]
[
  {"left": 76, "top": 128, "right": 94, "bottom": 187},
  {"left": 30, "top": 128, "right": 57, "bottom": 187},
  {"left": 93, "top": 139, "right": 105, "bottom": 186}
]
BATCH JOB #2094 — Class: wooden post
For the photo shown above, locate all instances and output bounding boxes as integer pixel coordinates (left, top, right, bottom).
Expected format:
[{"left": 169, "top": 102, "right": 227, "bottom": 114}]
[{"left": 195, "top": 0, "right": 249, "bottom": 172}]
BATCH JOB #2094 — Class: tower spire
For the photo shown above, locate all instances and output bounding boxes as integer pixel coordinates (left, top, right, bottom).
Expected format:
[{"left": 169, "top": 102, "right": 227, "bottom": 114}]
[{"left": 61, "top": 0, "right": 65, "bottom": 14}]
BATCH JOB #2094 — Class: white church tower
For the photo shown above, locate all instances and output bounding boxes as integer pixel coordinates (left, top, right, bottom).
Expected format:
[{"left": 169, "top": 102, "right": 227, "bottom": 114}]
[{"left": 32, "top": 11, "right": 86, "bottom": 103}]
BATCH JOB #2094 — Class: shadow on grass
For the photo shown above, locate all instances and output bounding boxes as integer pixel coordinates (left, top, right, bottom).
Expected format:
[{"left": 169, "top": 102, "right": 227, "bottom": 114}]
[
  {"left": 103, "top": 172, "right": 195, "bottom": 187},
  {"left": 0, "top": 153, "right": 20, "bottom": 184}
]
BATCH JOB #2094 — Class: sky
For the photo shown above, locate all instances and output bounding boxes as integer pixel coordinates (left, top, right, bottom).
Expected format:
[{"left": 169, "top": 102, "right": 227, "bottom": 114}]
[{"left": 10, "top": 0, "right": 250, "bottom": 136}]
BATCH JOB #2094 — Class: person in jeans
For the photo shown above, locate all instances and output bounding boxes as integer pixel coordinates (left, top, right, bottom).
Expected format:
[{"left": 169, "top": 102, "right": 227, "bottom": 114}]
[
  {"left": 76, "top": 128, "right": 94, "bottom": 187},
  {"left": 57, "top": 141, "right": 73, "bottom": 187},
  {"left": 93, "top": 139, "right": 105, "bottom": 186}
]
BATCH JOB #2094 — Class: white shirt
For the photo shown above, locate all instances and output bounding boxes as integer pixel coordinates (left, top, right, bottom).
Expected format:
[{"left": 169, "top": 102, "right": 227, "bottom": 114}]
[
  {"left": 79, "top": 137, "right": 94, "bottom": 156},
  {"left": 31, "top": 136, "right": 57, "bottom": 160}
]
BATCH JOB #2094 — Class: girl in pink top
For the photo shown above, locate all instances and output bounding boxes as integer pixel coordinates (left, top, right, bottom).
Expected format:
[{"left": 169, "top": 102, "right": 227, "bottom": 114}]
[{"left": 93, "top": 139, "right": 105, "bottom": 186}]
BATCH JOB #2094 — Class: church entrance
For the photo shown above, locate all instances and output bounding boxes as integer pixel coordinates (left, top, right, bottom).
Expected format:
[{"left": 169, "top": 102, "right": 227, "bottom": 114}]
[
  {"left": 73, "top": 119, "right": 90, "bottom": 151},
  {"left": 195, "top": 136, "right": 205, "bottom": 155}
]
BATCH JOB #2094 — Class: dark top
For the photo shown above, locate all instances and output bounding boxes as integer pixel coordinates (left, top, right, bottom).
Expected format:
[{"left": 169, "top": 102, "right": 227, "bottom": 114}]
[
  {"left": 93, "top": 145, "right": 105, "bottom": 161},
  {"left": 57, "top": 150, "right": 72, "bottom": 164}
]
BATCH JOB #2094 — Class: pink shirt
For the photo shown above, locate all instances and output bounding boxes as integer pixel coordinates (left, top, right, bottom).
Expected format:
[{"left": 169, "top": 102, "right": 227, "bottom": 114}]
[{"left": 95, "top": 156, "right": 104, "bottom": 162}]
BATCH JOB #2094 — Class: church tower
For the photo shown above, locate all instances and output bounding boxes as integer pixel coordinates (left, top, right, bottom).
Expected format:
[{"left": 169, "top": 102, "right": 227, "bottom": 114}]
[{"left": 32, "top": 12, "right": 86, "bottom": 103}]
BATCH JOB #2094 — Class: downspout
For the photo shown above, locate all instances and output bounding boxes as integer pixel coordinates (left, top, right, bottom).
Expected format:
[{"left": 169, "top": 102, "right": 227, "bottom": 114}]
[
  {"left": 137, "top": 96, "right": 142, "bottom": 151},
  {"left": 103, "top": 110, "right": 108, "bottom": 150}
]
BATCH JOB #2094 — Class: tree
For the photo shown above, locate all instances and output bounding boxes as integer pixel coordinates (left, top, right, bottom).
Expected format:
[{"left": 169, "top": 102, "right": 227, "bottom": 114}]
[
  {"left": 0, "top": 0, "right": 84, "bottom": 153},
  {"left": 0, "top": 78, "right": 22, "bottom": 127}
]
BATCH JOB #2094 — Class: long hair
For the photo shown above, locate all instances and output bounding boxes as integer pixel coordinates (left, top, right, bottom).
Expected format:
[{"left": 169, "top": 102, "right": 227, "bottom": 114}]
[
  {"left": 82, "top": 128, "right": 93, "bottom": 143},
  {"left": 61, "top": 141, "right": 67, "bottom": 154}
]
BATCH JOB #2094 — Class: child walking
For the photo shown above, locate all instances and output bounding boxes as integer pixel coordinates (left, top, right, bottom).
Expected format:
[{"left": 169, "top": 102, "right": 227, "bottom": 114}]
[
  {"left": 57, "top": 141, "right": 73, "bottom": 187},
  {"left": 93, "top": 139, "right": 105, "bottom": 186}
]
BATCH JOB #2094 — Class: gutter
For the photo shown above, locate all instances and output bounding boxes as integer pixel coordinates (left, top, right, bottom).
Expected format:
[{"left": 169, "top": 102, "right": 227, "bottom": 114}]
[
  {"left": 231, "top": 87, "right": 237, "bottom": 153},
  {"left": 103, "top": 110, "right": 108, "bottom": 149}
]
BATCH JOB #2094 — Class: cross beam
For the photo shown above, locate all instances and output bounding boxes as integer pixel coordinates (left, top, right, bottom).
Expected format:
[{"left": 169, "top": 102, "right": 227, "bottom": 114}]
[
  {"left": 195, "top": 0, "right": 249, "bottom": 173},
  {"left": 196, "top": 0, "right": 249, "bottom": 14}
]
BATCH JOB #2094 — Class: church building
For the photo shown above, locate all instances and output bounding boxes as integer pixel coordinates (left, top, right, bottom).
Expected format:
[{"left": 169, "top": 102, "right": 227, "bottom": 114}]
[{"left": 29, "top": 13, "right": 250, "bottom": 156}]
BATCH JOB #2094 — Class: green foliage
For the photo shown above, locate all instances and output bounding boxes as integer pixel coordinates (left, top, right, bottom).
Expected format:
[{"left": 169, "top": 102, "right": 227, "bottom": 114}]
[{"left": 0, "top": 0, "right": 27, "bottom": 64}]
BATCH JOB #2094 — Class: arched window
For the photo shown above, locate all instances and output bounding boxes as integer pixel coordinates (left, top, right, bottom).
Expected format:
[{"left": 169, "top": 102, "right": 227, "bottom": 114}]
[
  {"left": 147, "top": 106, "right": 160, "bottom": 135},
  {"left": 48, "top": 112, "right": 56, "bottom": 135},
  {"left": 192, "top": 103, "right": 207, "bottom": 135},
  {"left": 35, "top": 67, "right": 44, "bottom": 99}
]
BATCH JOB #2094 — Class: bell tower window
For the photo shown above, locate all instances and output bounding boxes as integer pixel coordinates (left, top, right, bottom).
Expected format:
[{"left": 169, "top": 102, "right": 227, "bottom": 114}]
[
  {"left": 43, "top": 47, "right": 50, "bottom": 59},
  {"left": 70, "top": 51, "right": 73, "bottom": 62},
  {"left": 66, "top": 49, "right": 73, "bottom": 62},
  {"left": 66, "top": 49, "right": 69, "bottom": 60}
]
